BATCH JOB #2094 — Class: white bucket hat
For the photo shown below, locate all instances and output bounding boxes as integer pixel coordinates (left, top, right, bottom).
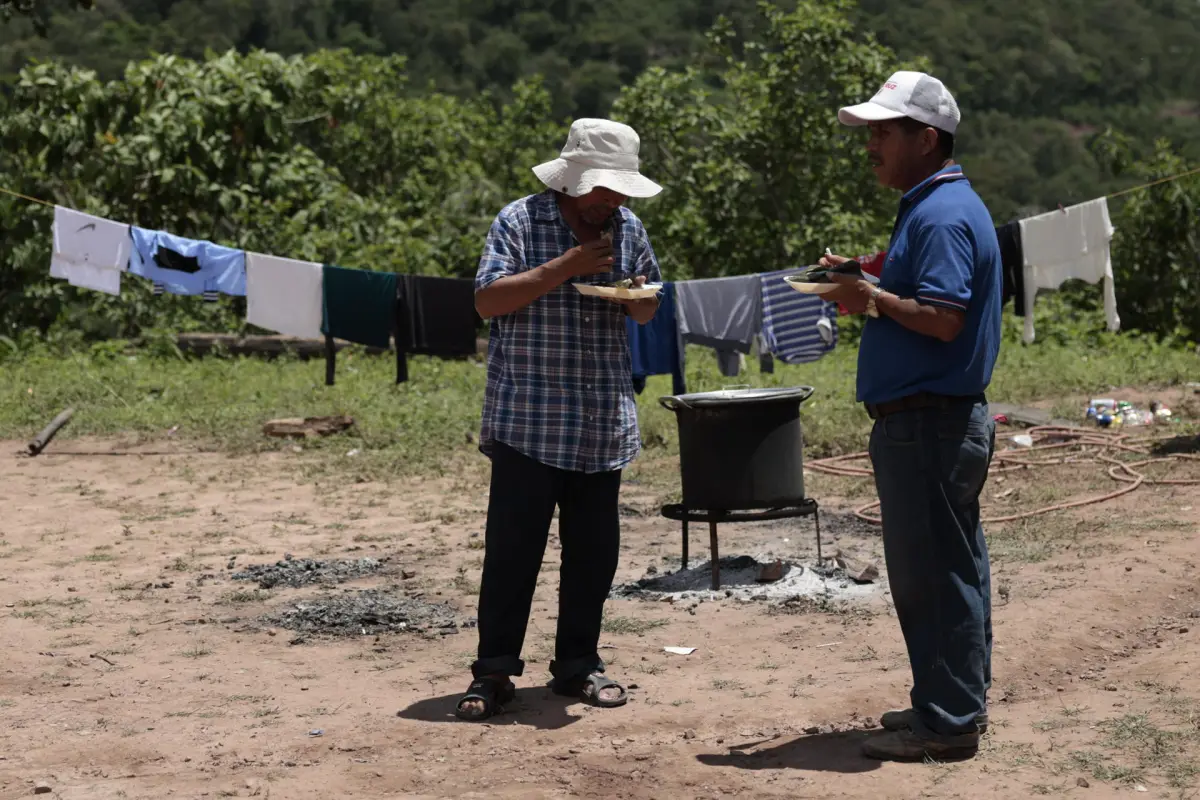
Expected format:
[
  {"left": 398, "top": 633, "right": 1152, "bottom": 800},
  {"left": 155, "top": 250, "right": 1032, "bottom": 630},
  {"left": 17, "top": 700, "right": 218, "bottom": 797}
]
[
  {"left": 533, "top": 118, "right": 663, "bottom": 199},
  {"left": 838, "top": 71, "right": 961, "bottom": 135}
]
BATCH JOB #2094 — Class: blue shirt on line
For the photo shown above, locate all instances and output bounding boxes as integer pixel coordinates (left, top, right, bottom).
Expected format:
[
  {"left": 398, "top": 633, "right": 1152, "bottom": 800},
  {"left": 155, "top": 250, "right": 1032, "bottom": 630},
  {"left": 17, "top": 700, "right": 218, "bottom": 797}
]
[
  {"left": 128, "top": 227, "right": 247, "bottom": 297},
  {"left": 627, "top": 281, "right": 687, "bottom": 396},
  {"left": 475, "top": 190, "right": 662, "bottom": 474},
  {"left": 857, "top": 165, "right": 1002, "bottom": 405}
]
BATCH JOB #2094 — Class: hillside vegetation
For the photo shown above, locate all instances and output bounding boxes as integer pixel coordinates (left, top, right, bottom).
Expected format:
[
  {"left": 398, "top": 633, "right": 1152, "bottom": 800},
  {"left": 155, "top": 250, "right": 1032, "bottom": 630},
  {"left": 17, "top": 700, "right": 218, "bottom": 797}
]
[{"left": 0, "top": 0, "right": 1197, "bottom": 343}]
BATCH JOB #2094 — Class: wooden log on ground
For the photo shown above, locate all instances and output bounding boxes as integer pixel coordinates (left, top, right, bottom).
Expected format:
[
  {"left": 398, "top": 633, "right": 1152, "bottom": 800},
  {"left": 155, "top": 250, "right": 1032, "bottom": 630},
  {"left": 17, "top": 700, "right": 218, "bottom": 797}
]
[
  {"left": 174, "top": 333, "right": 486, "bottom": 360},
  {"left": 28, "top": 407, "right": 75, "bottom": 456}
]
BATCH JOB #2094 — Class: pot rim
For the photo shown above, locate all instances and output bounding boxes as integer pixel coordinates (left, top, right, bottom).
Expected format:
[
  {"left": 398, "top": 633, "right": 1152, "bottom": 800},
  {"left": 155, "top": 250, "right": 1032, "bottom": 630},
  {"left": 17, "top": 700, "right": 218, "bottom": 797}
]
[{"left": 659, "top": 385, "right": 815, "bottom": 410}]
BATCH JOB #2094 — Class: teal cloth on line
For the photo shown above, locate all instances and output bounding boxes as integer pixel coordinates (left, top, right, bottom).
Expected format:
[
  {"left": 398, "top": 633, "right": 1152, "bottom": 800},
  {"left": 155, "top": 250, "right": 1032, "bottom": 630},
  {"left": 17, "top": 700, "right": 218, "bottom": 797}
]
[{"left": 321, "top": 265, "right": 398, "bottom": 349}]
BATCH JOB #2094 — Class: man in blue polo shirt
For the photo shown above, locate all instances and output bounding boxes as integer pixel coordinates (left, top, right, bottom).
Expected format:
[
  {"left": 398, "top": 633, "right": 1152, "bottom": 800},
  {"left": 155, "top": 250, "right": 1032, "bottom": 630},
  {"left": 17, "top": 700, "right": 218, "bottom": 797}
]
[{"left": 821, "top": 71, "right": 1001, "bottom": 762}]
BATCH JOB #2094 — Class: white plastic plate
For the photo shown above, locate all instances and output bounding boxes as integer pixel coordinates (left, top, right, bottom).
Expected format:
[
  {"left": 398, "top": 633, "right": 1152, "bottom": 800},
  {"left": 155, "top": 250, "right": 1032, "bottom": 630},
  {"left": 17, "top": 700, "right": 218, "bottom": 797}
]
[
  {"left": 573, "top": 282, "right": 663, "bottom": 300},
  {"left": 783, "top": 276, "right": 839, "bottom": 295}
]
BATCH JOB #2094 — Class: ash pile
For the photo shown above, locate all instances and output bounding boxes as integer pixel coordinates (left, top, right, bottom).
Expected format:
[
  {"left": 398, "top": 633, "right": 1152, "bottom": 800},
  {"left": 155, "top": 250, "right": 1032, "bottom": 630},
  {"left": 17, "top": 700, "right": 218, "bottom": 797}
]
[
  {"left": 612, "top": 554, "right": 883, "bottom": 604},
  {"left": 232, "top": 554, "right": 387, "bottom": 589},
  {"left": 262, "top": 588, "right": 469, "bottom": 638}
]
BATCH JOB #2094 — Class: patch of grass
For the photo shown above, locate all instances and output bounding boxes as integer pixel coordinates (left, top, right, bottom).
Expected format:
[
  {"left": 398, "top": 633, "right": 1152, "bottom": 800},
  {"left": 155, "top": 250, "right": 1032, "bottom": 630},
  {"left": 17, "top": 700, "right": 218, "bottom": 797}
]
[
  {"left": 49, "top": 634, "right": 93, "bottom": 648},
  {"left": 11, "top": 608, "right": 46, "bottom": 619},
  {"left": 218, "top": 589, "right": 272, "bottom": 605},
  {"left": 1064, "top": 708, "right": 1200, "bottom": 790},
  {"left": 600, "top": 614, "right": 669, "bottom": 635},
  {"left": 167, "top": 556, "right": 193, "bottom": 572},
  {"left": 180, "top": 645, "right": 213, "bottom": 659},
  {"left": 2, "top": 318, "right": 1195, "bottom": 481}
]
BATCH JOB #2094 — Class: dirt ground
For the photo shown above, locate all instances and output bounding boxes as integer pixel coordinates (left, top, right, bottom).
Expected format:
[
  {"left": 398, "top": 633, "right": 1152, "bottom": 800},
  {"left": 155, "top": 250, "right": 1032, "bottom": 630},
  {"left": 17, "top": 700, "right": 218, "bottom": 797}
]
[{"left": 2, "top": 408, "right": 1199, "bottom": 798}]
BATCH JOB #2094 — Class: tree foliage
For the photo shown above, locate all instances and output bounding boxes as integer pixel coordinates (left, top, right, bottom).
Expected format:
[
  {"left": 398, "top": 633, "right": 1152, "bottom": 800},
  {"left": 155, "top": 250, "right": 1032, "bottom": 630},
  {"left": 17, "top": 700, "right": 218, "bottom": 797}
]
[
  {"left": 0, "top": 1, "right": 1196, "bottom": 343},
  {"left": 614, "top": 1, "right": 906, "bottom": 278},
  {"left": 2, "top": 0, "right": 1197, "bottom": 224},
  {"left": 1108, "top": 141, "right": 1200, "bottom": 341},
  {"left": 0, "top": 50, "right": 561, "bottom": 340}
]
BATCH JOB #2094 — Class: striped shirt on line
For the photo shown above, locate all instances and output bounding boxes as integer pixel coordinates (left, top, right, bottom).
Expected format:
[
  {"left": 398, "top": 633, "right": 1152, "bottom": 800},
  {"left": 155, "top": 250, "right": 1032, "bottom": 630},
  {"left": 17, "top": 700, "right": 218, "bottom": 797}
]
[{"left": 760, "top": 269, "right": 838, "bottom": 365}]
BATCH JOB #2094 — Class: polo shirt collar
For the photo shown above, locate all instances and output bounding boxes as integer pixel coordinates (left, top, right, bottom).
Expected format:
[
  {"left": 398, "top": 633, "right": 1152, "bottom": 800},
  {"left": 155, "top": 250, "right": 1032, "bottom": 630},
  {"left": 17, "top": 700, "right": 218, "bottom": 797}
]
[{"left": 902, "top": 164, "right": 966, "bottom": 204}]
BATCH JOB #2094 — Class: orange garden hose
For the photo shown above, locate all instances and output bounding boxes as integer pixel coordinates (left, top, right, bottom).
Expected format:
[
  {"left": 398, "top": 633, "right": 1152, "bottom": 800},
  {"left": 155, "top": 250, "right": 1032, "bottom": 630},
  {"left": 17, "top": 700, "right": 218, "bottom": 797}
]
[{"left": 806, "top": 426, "right": 1199, "bottom": 525}]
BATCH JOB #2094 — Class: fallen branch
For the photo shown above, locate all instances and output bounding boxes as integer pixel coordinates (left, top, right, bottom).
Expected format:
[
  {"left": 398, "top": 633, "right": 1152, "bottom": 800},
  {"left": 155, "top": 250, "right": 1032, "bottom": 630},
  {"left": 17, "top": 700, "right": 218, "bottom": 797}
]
[{"left": 28, "top": 407, "right": 75, "bottom": 456}]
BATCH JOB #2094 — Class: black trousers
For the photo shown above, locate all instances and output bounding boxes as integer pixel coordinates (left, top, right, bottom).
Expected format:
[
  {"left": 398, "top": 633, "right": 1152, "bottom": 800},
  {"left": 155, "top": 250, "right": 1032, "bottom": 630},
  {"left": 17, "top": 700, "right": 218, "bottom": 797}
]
[{"left": 471, "top": 442, "right": 622, "bottom": 683}]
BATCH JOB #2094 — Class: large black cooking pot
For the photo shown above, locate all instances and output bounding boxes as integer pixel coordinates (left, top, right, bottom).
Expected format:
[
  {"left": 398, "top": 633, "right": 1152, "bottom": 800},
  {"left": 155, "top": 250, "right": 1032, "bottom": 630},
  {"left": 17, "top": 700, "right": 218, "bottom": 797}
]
[{"left": 658, "top": 385, "right": 815, "bottom": 512}]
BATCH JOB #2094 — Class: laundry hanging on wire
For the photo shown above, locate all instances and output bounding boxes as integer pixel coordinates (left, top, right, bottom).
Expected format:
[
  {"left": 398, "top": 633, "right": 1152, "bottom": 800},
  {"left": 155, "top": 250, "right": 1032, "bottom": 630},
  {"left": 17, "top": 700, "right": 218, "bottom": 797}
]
[
  {"left": 13, "top": 160, "right": 1200, "bottom": 388},
  {"left": 40, "top": 201, "right": 482, "bottom": 385}
]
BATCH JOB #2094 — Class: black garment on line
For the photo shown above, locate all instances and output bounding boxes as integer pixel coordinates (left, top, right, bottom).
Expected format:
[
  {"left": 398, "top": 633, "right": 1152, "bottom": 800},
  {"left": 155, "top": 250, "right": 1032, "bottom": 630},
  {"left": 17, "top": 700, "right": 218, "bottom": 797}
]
[
  {"left": 995, "top": 221, "right": 1025, "bottom": 316},
  {"left": 471, "top": 441, "right": 622, "bottom": 683},
  {"left": 321, "top": 265, "right": 400, "bottom": 386},
  {"left": 394, "top": 275, "right": 480, "bottom": 383},
  {"left": 153, "top": 247, "right": 202, "bottom": 274},
  {"left": 396, "top": 275, "right": 480, "bottom": 357}
]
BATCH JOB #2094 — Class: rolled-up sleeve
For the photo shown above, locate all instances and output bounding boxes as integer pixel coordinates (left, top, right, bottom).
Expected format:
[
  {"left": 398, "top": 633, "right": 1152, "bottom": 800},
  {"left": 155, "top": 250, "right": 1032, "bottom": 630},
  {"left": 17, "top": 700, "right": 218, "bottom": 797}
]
[
  {"left": 475, "top": 213, "right": 525, "bottom": 292},
  {"left": 912, "top": 218, "right": 973, "bottom": 312}
]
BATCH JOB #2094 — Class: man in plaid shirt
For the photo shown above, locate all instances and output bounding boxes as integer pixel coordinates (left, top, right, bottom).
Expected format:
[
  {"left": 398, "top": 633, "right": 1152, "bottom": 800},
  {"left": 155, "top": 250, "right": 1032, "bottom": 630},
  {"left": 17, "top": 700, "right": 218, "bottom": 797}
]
[{"left": 456, "top": 119, "right": 664, "bottom": 721}]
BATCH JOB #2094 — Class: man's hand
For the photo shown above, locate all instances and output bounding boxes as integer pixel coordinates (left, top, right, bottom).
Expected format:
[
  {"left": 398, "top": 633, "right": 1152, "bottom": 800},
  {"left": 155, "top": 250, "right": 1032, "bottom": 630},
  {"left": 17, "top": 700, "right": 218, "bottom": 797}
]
[
  {"left": 606, "top": 274, "right": 659, "bottom": 324},
  {"left": 476, "top": 239, "right": 613, "bottom": 319},
  {"left": 819, "top": 253, "right": 873, "bottom": 314},
  {"left": 552, "top": 240, "right": 615, "bottom": 279}
]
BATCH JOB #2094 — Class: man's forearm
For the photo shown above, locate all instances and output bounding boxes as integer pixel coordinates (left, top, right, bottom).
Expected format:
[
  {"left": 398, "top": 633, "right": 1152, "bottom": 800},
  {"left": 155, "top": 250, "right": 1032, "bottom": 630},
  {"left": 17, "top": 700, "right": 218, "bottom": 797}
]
[
  {"left": 873, "top": 290, "right": 964, "bottom": 342},
  {"left": 475, "top": 259, "right": 570, "bottom": 319}
]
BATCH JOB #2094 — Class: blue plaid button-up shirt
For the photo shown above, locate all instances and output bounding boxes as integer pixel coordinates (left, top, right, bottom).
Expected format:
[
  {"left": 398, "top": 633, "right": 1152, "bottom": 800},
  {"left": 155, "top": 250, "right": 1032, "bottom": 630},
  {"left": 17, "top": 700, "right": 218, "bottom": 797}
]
[{"left": 475, "top": 190, "right": 662, "bottom": 473}]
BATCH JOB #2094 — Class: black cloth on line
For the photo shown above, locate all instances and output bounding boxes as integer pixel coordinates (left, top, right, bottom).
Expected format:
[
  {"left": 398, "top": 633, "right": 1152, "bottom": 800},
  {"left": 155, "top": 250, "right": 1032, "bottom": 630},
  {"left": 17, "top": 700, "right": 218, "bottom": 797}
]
[
  {"left": 321, "top": 265, "right": 398, "bottom": 350},
  {"left": 995, "top": 221, "right": 1025, "bottom": 316},
  {"left": 396, "top": 275, "right": 480, "bottom": 358}
]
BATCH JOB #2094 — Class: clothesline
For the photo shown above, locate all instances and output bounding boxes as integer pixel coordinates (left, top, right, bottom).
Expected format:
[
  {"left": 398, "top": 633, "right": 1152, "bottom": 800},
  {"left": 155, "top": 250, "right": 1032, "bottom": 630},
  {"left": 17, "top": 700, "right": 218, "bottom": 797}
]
[
  {"left": 7, "top": 160, "right": 1198, "bottom": 387},
  {"left": 1106, "top": 164, "right": 1200, "bottom": 200}
]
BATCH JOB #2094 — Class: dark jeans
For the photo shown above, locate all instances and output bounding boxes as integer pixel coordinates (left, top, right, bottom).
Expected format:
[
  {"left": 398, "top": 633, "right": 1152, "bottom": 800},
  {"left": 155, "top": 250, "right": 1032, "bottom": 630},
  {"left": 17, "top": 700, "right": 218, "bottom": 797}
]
[
  {"left": 471, "top": 441, "right": 622, "bottom": 683},
  {"left": 869, "top": 399, "right": 995, "bottom": 740}
]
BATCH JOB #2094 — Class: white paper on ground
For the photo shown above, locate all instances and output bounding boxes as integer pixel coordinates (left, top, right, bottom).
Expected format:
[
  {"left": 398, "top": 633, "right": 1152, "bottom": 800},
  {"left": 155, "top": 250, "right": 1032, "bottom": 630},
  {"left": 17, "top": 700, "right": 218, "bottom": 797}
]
[{"left": 664, "top": 646, "right": 697, "bottom": 655}]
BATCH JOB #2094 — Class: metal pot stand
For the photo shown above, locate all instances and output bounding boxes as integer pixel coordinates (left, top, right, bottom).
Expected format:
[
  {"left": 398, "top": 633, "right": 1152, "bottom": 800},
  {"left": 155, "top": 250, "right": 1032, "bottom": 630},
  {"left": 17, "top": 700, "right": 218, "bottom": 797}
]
[
  {"left": 657, "top": 385, "right": 823, "bottom": 590},
  {"left": 659, "top": 501, "right": 822, "bottom": 591}
]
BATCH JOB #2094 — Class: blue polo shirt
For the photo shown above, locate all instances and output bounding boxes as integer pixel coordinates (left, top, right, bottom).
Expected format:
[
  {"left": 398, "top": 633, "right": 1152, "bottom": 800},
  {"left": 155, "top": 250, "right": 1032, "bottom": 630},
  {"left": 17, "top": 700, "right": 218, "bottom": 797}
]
[{"left": 857, "top": 165, "right": 1002, "bottom": 405}]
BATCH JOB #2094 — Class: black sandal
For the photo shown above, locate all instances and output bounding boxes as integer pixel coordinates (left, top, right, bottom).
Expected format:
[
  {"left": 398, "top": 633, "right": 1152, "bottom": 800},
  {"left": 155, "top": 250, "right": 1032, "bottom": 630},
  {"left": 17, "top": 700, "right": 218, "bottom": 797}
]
[
  {"left": 455, "top": 676, "right": 516, "bottom": 721},
  {"left": 552, "top": 673, "right": 628, "bottom": 709}
]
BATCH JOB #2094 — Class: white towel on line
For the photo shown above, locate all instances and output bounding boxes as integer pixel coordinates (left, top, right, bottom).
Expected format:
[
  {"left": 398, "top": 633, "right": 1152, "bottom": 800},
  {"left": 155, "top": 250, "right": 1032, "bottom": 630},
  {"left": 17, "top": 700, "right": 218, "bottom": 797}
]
[
  {"left": 245, "top": 252, "right": 324, "bottom": 339},
  {"left": 49, "top": 206, "right": 132, "bottom": 296},
  {"left": 1018, "top": 197, "right": 1120, "bottom": 343}
]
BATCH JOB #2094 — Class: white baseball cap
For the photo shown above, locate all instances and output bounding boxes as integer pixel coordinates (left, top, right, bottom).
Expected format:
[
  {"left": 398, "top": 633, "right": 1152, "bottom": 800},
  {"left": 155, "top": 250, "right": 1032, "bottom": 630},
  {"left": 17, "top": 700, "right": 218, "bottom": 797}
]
[
  {"left": 838, "top": 71, "right": 961, "bottom": 135},
  {"left": 533, "top": 118, "right": 663, "bottom": 199}
]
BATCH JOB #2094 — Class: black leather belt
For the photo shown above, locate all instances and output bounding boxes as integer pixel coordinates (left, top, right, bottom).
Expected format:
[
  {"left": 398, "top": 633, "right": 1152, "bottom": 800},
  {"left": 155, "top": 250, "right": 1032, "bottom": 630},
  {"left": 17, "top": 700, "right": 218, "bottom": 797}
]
[{"left": 864, "top": 392, "right": 985, "bottom": 420}]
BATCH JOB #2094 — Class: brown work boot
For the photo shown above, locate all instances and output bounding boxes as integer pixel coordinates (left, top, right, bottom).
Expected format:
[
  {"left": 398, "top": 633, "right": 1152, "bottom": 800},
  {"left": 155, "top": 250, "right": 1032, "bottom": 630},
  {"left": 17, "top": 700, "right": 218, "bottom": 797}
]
[
  {"left": 879, "top": 707, "right": 990, "bottom": 734},
  {"left": 862, "top": 729, "right": 980, "bottom": 762}
]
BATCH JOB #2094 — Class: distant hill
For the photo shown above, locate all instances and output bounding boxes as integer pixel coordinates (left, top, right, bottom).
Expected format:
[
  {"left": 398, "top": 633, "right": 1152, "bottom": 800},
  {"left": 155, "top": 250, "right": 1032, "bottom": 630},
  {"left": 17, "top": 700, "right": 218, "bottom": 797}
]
[{"left": 2, "top": 0, "right": 1197, "bottom": 219}]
